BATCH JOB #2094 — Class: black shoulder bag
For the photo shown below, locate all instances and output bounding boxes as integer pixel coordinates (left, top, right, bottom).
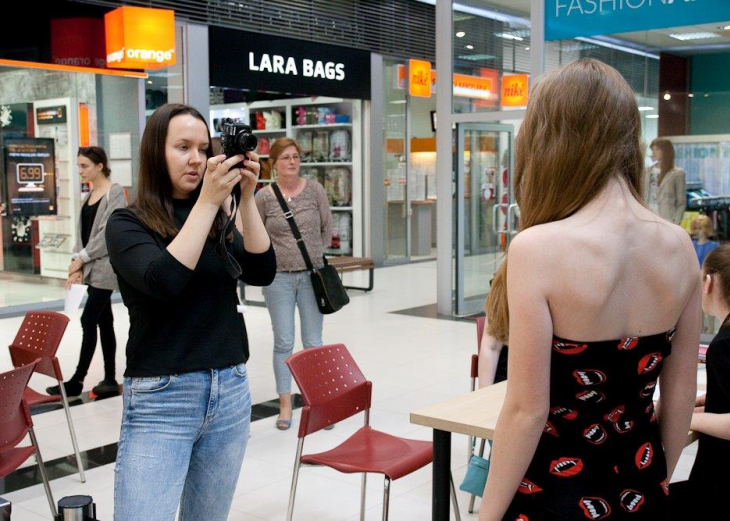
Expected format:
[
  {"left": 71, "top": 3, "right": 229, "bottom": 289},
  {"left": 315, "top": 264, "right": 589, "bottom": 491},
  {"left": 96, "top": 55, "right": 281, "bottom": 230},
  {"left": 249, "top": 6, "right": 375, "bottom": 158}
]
[{"left": 272, "top": 183, "right": 349, "bottom": 314}]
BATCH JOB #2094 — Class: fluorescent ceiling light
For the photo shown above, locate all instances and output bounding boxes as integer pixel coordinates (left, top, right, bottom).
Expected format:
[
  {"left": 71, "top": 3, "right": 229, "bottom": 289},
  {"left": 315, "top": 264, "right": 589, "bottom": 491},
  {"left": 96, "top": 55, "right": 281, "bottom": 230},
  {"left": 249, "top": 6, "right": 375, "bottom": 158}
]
[
  {"left": 638, "top": 106, "right": 654, "bottom": 111},
  {"left": 466, "top": 44, "right": 474, "bottom": 49},
  {"left": 724, "top": 25, "right": 730, "bottom": 30},
  {"left": 575, "top": 37, "right": 660, "bottom": 59},
  {"left": 457, "top": 54, "right": 496, "bottom": 61},
  {"left": 669, "top": 32, "right": 720, "bottom": 41},
  {"left": 389, "top": 100, "right": 407, "bottom": 104},
  {"left": 497, "top": 33, "right": 524, "bottom": 41},
  {"left": 456, "top": 31, "right": 466, "bottom": 38},
  {"left": 646, "top": 115, "right": 659, "bottom": 119}
]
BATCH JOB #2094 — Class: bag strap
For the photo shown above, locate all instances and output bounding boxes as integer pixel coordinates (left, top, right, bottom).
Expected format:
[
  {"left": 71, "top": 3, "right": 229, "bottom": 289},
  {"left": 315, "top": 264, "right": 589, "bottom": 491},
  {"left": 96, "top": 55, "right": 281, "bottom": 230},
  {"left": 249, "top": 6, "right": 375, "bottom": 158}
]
[{"left": 272, "top": 183, "right": 315, "bottom": 272}]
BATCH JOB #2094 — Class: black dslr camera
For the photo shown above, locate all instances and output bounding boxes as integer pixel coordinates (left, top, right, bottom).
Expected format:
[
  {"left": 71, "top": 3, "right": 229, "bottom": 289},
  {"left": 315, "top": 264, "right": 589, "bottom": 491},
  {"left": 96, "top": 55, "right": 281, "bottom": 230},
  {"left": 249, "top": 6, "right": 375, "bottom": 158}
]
[{"left": 219, "top": 118, "right": 257, "bottom": 201}]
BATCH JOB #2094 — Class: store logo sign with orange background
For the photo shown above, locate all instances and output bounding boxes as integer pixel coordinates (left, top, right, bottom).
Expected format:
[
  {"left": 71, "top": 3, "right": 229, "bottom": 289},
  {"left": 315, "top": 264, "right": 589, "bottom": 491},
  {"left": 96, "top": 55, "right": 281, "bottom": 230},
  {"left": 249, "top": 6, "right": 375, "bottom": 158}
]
[
  {"left": 105, "top": 6, "right": 175, "bottom": 70},
  {"left": 409, "top": 59, "right": 432, "bottom": 98},
  {"left": 501, "top": 74, "right": 529, "bottom": 107}
]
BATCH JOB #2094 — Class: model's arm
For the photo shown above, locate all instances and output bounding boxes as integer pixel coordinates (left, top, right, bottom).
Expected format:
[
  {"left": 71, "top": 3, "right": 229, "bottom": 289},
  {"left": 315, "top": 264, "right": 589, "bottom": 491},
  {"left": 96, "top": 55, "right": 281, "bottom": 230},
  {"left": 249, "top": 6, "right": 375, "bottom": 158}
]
[
  {"left": 656, "top": 263, "right": 701, "bottom": 479},
  {"left": 478, "top": 315, "right": 504, "bottom": 388},
  {"left": 479, "top": 232, "right": 552, "bottom": 521}
]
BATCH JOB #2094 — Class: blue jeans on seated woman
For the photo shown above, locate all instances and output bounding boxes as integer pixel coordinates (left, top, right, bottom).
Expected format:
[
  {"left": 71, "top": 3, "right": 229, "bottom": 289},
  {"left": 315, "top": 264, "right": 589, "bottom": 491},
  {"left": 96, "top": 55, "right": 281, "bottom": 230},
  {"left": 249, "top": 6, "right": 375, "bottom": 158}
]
[
  {"left": 262, "top": 271, "right": 324, "bottom": 394},
  {"left": 114, "top": 364, "right": 251, "bottom": 521}
]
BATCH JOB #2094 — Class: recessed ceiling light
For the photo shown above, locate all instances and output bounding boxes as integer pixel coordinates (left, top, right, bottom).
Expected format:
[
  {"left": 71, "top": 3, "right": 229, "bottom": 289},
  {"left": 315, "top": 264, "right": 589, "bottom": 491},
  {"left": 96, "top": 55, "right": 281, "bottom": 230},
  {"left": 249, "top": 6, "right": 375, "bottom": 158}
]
[
  {"left": 663, "top": 93, "right": 671, "bottom": 100},
  {"left": 525, "top": 47, "right": 530, "bottom": 51},
  {"left": 688, "top": 93, "right": 695, "bottom": 98},
  {"left": 147, "top": 80, "right": 153, "bottom": 84},
  {"left": 669, "top": 32, "right": 720, "bottom": 41},
  {"left": 638, "top": 106, "right": 654, "bottom": 111},
  {"left": 646, "top": 115, "right": 659, "bottom": 119},
  {"left": 466, "top": 44, "right": 474, "bottom": 49},
  {"left": 704, "top": 93, "right": 711, "bottom": 98},
  {"left": 723, "top": 25, "right": 730, "bottom": 30},
  {"left": 456, "top": 31, "right": 466, "bottom": 38}
]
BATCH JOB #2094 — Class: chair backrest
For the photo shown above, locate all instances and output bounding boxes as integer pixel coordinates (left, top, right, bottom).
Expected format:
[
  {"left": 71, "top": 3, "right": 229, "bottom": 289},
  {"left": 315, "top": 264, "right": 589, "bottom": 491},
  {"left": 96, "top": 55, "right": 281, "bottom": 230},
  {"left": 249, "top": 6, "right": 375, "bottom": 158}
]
[
  {"left": 476, "top": 316, "right": 485, "bottom": 353},
  {"left": 0, "top": 361, "right": 38, "bottom": 453},
  {"left": 286, "top": 344, "right": 372, "bottom": 438},
  {"left": 9, "top": 312, "right": 69, "bottom": 379}
]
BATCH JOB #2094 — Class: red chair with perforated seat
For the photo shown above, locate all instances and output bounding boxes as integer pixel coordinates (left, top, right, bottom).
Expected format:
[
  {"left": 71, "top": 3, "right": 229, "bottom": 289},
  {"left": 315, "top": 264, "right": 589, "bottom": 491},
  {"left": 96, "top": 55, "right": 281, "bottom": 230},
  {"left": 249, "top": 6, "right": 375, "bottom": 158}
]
[
  {"left": 0, "top": 361, "right": 57, "bottom": 517},
  {"left": 8, "top": 311, "right": 86, "bottom": 482},
  {"left": 285, "top": 344, "right": 461, "bottom": 521}
]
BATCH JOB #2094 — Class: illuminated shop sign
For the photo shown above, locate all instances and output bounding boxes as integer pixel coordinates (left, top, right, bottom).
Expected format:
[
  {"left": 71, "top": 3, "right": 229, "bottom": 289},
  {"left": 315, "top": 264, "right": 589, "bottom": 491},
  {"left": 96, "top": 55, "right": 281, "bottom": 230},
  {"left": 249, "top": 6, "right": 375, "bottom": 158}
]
[
  {"left": 546, "top": 0, "right": 730, "bottom": 41},
  {"left": 209, "top": 27, "right": 372, "bottom": 100},
  {"left": 501, "top": 74, "right": 529, "bottom": 108},
  {"left": 105, "top": 6, "right": 176, "bottom": 69}
]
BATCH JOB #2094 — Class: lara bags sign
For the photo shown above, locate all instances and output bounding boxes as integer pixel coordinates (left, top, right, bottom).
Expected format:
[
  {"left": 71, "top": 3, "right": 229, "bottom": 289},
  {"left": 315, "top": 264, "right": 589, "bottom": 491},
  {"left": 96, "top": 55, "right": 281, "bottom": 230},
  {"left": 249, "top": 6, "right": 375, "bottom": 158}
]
[{"left": 209, "top": 27, "right": 371, "bottom": 100}]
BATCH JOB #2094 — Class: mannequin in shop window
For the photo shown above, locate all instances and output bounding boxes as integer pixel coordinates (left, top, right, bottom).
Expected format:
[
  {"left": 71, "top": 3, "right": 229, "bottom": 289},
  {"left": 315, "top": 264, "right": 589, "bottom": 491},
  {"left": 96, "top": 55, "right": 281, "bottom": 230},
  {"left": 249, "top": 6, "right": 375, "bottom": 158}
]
[
  {"left": 645, "top": 138, "right": 686, "bottom": 224},
  {"left": 48, "top": 146, "right": 126, "bottom": 398}
]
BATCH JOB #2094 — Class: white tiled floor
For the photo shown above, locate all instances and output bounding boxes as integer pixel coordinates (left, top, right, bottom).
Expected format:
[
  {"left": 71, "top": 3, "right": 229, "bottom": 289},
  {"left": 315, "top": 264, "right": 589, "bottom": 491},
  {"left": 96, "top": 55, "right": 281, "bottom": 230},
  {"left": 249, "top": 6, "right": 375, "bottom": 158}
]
[{"left": 0, "top": 261, "right": 701, "bottom": 520}]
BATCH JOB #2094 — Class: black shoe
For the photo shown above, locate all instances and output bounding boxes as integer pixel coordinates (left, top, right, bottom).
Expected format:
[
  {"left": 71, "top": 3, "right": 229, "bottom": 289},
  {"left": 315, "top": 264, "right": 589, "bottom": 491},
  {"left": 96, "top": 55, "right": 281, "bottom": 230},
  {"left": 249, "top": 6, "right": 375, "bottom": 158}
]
[
  {"left": 92, "top": 378, "right": 120, "bottom": 396},
  {"left": 46, "top": 380, "right": 83, "bottom": 398}
]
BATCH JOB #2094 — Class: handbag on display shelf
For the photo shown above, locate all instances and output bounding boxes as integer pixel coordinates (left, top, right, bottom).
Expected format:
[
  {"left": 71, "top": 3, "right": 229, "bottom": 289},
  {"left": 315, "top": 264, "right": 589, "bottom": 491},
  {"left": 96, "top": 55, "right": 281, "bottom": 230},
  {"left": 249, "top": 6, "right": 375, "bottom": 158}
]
[
  {"left": 458, "top": 440, "right": 492, "bottom": 497},
  {"left": 271, "top": 183, "right": 350, "bottom": 314}
]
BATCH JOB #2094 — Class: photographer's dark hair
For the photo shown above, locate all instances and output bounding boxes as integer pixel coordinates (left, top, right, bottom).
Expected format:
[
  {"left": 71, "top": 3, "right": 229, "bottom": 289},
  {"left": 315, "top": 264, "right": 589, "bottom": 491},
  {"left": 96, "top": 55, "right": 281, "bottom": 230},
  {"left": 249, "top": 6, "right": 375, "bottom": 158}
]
[
  {"left": 78, "top": 146, "right": 111, "bottom": 178},
  {"left": 133, "top": 103, "right": 227, "bottom": 239}
]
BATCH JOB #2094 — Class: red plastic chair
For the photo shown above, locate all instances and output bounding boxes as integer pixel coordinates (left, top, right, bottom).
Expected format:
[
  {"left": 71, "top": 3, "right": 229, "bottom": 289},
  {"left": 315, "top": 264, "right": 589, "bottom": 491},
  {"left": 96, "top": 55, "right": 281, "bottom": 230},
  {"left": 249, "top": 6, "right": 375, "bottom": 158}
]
[
  {"left": 8, "top": 311, "right": 86, "bottom": 482},
  {"left": 285, "top": 344, "right": 461, "bottom": 521},
  {"left": 0, "top": 361, "right": 57, "bottom": 517}
]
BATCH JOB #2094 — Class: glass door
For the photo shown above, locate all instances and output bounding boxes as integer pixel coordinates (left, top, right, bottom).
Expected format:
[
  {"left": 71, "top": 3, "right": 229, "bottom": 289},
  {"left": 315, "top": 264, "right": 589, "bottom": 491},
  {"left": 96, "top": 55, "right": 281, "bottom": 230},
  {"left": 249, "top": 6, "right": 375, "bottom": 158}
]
[{"left": 455, "top": 123, "right": 515, "bottom": 316}]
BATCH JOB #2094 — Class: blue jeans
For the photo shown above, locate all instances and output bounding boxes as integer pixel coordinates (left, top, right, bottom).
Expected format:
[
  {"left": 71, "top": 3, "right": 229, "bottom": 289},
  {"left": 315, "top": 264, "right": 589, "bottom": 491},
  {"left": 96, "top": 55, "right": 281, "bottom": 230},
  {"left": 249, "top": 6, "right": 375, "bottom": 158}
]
[
  {"left": 114, "top": 364, "right": 251, "bottom": 521},
  {"left": 262, "top": 271, "right": 324, "bottom": 394}
]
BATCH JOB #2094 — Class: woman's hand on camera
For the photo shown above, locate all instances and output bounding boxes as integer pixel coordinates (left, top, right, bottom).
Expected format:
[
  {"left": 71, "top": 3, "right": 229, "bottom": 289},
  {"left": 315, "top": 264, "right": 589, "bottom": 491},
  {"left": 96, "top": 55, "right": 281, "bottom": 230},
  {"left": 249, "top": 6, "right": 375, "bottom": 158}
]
[
  {"left": 199, "top": 154, "right": 244, "bottom": 208},
  {"left": 240, "top": 152, "right": 261, "bottom": 200}
]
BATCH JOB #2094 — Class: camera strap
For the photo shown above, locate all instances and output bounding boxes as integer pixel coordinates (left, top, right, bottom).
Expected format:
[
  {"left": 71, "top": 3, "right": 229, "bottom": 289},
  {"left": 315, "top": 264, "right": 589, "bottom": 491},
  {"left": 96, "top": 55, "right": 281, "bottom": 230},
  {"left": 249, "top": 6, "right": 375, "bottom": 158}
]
[{"left": 215, "top": 183, "right": 243, "bottom": 279}]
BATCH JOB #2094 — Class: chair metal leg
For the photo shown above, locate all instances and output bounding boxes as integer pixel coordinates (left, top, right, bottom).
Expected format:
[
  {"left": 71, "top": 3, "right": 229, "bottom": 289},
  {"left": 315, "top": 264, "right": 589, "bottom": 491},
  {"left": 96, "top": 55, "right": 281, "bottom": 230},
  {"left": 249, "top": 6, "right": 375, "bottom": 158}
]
[
  {"left": 286, "top": 438, "right": 305, "bottom": 521},
  {"left": 468, "top": 377, "right": 476, "bottom": 463},
  {"left": 29, "top": 428, "right": 57, "bottom": 517},
  {"left": 381, "top": 476, "right": 391, "bottom": 521},
  {"left": 450, "top": 472, "right": 462, "bottom": 521},
  {"left": 468, "top": 438, "right": 487, "bottom": 513},
  {"left": 59, "top": 379, "right": 86, "bottom": 483},
  {"left": 360, "top": 473, "right": 367, "bottom": 521}
]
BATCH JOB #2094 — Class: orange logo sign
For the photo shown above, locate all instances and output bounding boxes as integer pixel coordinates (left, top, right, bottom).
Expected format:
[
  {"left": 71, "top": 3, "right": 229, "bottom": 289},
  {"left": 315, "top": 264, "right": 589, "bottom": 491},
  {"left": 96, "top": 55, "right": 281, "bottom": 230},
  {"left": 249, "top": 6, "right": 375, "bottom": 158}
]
[
  {"left": 501, "top": 74, "right": 529, "bottom": 107},
  {"left": 453, "top": 73, "right": 495, "bottom": 100},
  {"left": 105, "top": 6, "right": 176, "bottom": 70},
  {"left": 409, "top": 59, "right": 432, "bottom": 98}
]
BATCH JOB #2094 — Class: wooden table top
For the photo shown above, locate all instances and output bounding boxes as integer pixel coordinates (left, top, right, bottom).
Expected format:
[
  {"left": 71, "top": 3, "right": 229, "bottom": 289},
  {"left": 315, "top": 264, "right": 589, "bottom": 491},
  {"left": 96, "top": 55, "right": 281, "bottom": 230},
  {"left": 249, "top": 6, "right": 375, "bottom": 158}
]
[
  {"left": 410, "top": 379, "right": 705, "bottom": 446},
  {"left": 410, "top": 381, "right": 507, "bottom": 440}
]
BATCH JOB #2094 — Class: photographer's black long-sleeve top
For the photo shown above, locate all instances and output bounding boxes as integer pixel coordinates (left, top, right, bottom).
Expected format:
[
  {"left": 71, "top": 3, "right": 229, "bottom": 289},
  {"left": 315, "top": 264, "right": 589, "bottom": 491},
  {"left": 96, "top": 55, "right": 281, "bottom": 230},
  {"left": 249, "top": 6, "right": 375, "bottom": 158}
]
[{"left": 106, "top": 198, "right": 276, "bottom": 377}]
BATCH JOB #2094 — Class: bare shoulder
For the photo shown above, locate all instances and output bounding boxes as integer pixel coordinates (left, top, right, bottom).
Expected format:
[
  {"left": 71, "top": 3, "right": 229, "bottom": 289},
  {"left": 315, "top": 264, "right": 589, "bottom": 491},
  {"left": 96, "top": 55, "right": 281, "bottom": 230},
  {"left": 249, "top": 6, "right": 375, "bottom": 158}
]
[{"left": 507, "top": 225, "right": 561, "bottom": 270}]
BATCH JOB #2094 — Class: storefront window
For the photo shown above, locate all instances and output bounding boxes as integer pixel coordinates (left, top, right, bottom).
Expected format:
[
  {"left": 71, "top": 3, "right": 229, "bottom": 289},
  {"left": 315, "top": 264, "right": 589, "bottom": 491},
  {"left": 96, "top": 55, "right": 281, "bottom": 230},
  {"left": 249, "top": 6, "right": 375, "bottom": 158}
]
[
  {"left": 451, "top": 1, "right": 530, "bottom": 114},
  {"left": 0, "top": 64, "right": 142, "bottom": 306}
]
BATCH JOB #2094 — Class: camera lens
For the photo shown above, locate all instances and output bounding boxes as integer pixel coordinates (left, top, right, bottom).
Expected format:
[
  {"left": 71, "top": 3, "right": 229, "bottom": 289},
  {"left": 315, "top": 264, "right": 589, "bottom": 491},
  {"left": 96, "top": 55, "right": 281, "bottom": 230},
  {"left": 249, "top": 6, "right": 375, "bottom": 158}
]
[{"left": 236, "top": 132, "right": 258, "bottom": 152}]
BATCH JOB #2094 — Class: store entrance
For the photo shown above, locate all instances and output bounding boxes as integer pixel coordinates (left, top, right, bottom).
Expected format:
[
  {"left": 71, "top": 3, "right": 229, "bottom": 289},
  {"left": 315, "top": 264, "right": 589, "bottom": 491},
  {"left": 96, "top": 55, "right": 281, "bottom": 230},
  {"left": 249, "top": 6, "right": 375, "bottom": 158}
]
[{"left": 454, "top": 123, "right": 515, "bottom": 316}]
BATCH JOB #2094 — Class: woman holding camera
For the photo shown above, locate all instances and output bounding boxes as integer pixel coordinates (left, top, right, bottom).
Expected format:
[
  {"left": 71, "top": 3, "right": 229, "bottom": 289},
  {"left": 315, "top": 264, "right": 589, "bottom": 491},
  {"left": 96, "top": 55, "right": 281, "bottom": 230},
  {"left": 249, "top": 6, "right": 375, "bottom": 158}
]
[
  {"left": 255, "top": 138, "right": 332, "bottom": 430},
  {"left": 106, "top": 103, "right": 275, "bottom": 520}
]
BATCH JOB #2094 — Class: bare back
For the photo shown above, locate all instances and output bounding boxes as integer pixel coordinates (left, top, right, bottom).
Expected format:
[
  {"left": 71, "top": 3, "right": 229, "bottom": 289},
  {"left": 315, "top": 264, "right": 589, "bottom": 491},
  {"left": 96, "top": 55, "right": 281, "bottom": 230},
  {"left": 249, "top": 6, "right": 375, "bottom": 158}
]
[{"left": 533, "top": 178, "right": 698, "bottom": 341}]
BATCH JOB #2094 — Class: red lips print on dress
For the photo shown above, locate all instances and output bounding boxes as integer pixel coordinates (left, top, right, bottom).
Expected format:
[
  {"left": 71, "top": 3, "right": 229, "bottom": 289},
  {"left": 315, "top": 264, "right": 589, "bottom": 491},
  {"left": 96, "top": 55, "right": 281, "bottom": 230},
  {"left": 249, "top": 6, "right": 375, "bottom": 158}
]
[
  {"left": 550, "top": 406, "right": 578, "bottom": 420},
  {"left": 517, "top": 478, "right": 543, "bottom": 494},
  {"left": 618, "top": 337, "right": 638, "bottom": 350},
  {"left": 620, "top": 489, "right": 645, "bottom": 512},
  {"left": 635, "top": 442, "right": 653, "bottom": 469},
  {"left": 573, "top": 369, "right": 607, "bottom": 386},
  {"left": 583, "top": 423, "right": 608, "bottom": 445},
  {"left": 579, "top": 497, "right": 611, "bottom": 520},
  {"left": 553, "top": 341, "right": 588, "bottom": 355},
  {"left": 575, "top": 389, "right": 607, "bottom": 405},
  {"left": 550, "top": 457, "right": 584, "bottom": 477},
  {"left": 638, "top": 352, "right": 663, "bottom": 374}
]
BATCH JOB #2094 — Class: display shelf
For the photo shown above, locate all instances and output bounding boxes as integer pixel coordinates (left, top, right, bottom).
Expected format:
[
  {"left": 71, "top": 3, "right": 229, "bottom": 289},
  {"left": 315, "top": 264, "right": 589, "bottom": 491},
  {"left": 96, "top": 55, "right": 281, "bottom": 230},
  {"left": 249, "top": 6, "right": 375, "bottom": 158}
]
[
  {"left": 292, "top": 123, "right": 352, "bottom": 130},
  {"left": 252, "top": 129, "right": 286, "bottom": 135},
  {"left": 211, "top": 96, "right": 362, "bottom": 257},
  {"left": 301, "top": 162, "right": 352, "bottom": 167}
]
